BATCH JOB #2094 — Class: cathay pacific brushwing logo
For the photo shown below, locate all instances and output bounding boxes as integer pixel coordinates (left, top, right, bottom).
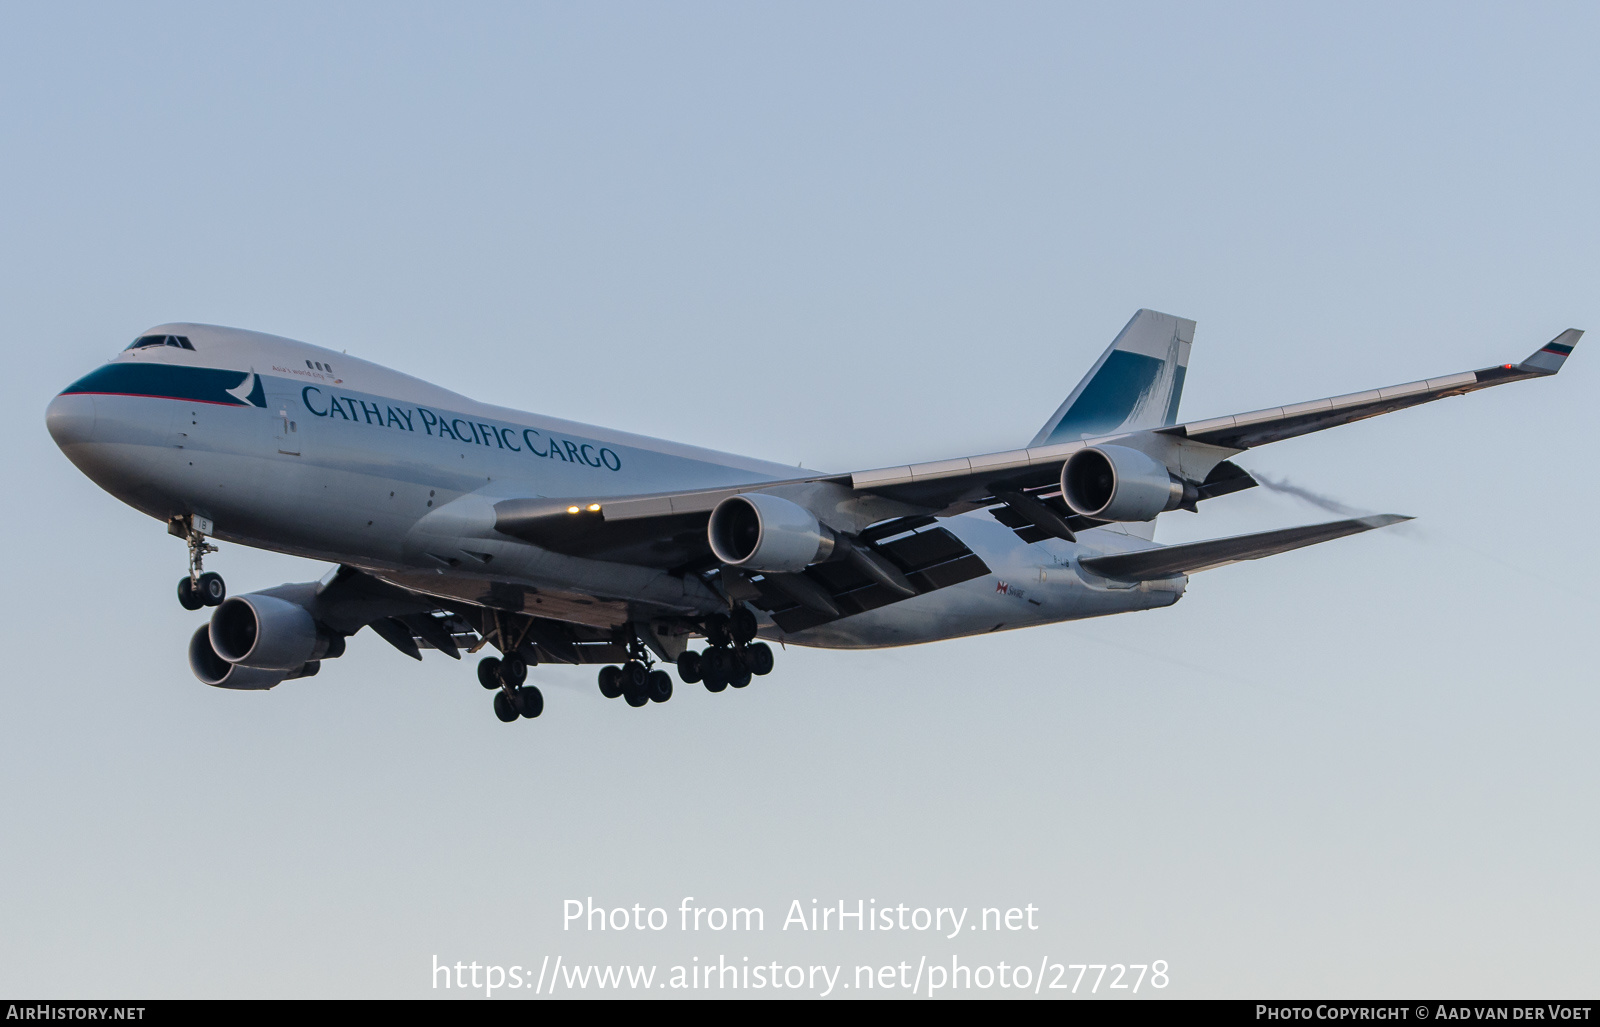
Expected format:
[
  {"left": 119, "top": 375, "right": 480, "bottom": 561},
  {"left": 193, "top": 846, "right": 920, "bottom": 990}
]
[{"left": 226, "top": 372, "right": 268, "bottom": 408}]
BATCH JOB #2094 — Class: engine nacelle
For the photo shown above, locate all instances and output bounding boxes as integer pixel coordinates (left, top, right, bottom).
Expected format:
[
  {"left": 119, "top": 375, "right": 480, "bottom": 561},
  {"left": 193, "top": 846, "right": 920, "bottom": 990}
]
[
  {"left": 189, "top": 626, "right": 318, "bottom": 690},
  {"left": 708, "top": 493, "right": 836, "bottom": 573},
  {"left": 209, "top": 593, "right": 340, "bottom": 671},
  {"left": 1061, "top": 445, "right": 1185, "bottom": 522}
]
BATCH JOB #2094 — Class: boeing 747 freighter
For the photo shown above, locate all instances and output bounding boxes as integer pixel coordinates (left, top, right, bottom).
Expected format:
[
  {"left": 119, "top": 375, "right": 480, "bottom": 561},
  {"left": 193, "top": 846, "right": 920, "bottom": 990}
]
[{"left": 45, "top": 311, "right": 1580, "bottom": 722}]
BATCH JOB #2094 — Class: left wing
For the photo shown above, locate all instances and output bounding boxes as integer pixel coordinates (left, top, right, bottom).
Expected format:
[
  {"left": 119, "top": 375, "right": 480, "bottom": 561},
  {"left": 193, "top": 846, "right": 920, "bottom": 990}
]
[{"left": 846, "top": 329, "right": 1581, "bottom": 512}]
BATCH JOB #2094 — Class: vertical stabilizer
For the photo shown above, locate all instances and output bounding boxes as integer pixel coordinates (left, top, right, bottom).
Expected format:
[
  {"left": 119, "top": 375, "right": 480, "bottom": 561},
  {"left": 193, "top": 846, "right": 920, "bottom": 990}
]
[{"left": 1029, "top": 309, "right": 1195, "bottom": 446}]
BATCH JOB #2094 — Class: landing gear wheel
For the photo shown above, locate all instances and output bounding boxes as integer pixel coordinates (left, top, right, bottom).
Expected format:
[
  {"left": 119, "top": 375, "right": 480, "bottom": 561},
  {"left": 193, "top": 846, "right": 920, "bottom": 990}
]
[
  {"left": 477, "top": 657, "right": 502, "bottom": 690},
  {"left": 676, "top": 650, "right": 702, "bottom": 684},
  {"left": 177, "top": 577, "right": 203, "bottom": 611},
  {"left": 514, "top": 686, "right": 544, "bottom": 719},
  {"left": 728, "top": 664, "right": 752, "bottom": 689},
  {"left": 492, "top": 690, "right": 519, "bottom": 722},
  {"left": 598, "top": 665, "right": 623, "bottom": 699},
  {"left": 622, "top": 660, "right": 649, "bottom": 706},
  {"left": 701, "top": 648, "right": 729, "bottom": 693},
  {"left": 743, "top": 642, "right": 774, "bottom": 676},
  {"left": 197, "top": 572, "right": 226, "bottom": 607},
  {"left": 730, "top": 606, "right": 758, "bottom": 645},
  {"left": 646, "top": 670, "right": 673, "bottom": 703},
  {"left": 499, "top": 652, "right": 528, "bottom": 687},
  {"left": 704, "top": 614, "right": 732, "bottom": 648}
]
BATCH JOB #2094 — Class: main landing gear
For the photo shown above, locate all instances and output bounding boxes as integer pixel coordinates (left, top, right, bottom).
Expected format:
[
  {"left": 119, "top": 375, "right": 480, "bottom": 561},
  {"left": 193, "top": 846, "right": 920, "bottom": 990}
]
[
  {"left": 174, "top": 519, "right": 225, "bottom": 611},
  {"left": 674, "top": 609, "right": 774, "bottom": 694},
  {"left": 479, "top": 654, "right": 543, "bottom": 723},
  {"left": 596, "top": 637, "right": 674, "bottom": 709}
]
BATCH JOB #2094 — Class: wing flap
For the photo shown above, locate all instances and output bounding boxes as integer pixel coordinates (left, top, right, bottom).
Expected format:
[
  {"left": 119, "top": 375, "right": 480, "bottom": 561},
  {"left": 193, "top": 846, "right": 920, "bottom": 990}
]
[{"left": 1078, "top": 515, "right": 1411, "bottom": 581}]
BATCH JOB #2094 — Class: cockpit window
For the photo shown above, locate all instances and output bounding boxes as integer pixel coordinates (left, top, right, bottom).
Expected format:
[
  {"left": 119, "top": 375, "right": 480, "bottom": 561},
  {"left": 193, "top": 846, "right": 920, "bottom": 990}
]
[{"left": 125, "top": 334, "right": 194, "bottom": 351}]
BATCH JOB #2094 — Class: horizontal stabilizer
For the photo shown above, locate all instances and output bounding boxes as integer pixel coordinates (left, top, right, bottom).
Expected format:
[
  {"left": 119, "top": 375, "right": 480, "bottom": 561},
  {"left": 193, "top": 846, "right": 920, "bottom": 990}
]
[{"left": 1078, "top": 514, "right": 1411, "bottom": 581}]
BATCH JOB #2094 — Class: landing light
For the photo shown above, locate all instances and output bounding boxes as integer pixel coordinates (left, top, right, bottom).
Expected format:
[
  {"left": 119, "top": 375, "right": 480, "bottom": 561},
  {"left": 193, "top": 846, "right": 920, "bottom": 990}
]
[
  {"left": 588, "top": 503, "right": 601, "bottom": 512},
  {"left": 567, "top": 506, "right": 580, "bottom": 514}
]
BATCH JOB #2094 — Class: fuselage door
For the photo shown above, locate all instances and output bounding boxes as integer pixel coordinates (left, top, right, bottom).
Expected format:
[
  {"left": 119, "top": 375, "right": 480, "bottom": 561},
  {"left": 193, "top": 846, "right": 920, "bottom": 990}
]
[
  {"left": 260, "top": 378, "right": 301, "bottom": 456},
  {"left": 274, "top": 406, "right": 300, "bottom": 455}
]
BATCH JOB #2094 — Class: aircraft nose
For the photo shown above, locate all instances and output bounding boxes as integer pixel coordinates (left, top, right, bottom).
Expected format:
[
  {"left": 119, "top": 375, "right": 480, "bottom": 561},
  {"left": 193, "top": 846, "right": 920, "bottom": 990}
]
[{"left": 45, "top": 392, "right": 97, "bottom": 448}]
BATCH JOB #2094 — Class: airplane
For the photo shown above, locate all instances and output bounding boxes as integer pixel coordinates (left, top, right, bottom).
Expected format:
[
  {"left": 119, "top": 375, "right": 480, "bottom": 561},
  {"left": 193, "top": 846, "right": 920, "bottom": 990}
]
[{"left": 44, "top": 310, "right": 1580, "bottom": 723}]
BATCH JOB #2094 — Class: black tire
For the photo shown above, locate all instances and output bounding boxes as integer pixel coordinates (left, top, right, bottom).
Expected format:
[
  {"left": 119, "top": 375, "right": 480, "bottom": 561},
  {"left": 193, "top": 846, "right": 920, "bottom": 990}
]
[
  {"left": 500, "top": 652, "right": 528, "bottom": 687},
  {"left": 622, "top": 661, "right": 648, "bottom": 705},
  {"left": 701, "top": 648, "right": 728, "bottom": 693},
  {"left": 728, "top": 664, "right": 752, "bottom": 689},
  {"left": 493, "top": 690, "right": 519, "bottom": 722},
  {"left": 676, "top": 650, "right": 702, "bottom": 684},
  {"left": 198, "top": 572, "right": 226, "bottom": 607},
  {"left": 177, "top": 577, "right": 203, "bottom": 611},
  {"left": 515, "top": 686, "right": 544, "bottom": 719},
  {"left": 704, "top": 614, "right": 732, "bottom": 648},
  {"left": 598, "top": 665, "right": 623, "bottom": 699},
  {"left": 477, "top": 657, "right": 502, "bottom": 690},
  {"left": 646, "top": 670, "right": 673, "bottom": 703},
  {"left": 743, "top": 642, "right": 775, "bottom": 676},
  {"left": 730, "top": 606, "right": 758, "bottom": 645}
]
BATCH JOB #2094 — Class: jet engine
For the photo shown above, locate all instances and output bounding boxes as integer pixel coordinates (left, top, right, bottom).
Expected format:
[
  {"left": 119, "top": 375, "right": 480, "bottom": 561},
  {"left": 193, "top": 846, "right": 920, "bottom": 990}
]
[
  {"left": 188, "top": 626, "right": 319, "bottom": 690},
  {"left": 189, "top": 592, "right": 344, "bottom": 688},
  {"left": 210, "top": 593, "right": 344, "bottom": 670},
  {"left": 708, "top": 493, "right": 837, "bottom": 573},
  {"left": 1061, "top": 445, "right": 1190, "bottom": 522}
]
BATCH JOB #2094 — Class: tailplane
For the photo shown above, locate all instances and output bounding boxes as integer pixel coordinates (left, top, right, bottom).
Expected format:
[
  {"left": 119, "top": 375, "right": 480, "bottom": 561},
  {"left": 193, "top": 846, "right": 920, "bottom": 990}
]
[
  {"left": 1079, "top": 515, "right": 1411, "bottom": 581},
  {"left": 1030, "top": 309, "right": 1194, "bottom": 446}
]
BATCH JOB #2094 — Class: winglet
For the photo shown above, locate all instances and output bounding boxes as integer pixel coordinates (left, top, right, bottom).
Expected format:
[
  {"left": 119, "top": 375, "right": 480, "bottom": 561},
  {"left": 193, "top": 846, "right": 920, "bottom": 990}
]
[{"left": 1519, "top": 329, "right": 1582, "bottom": 375}]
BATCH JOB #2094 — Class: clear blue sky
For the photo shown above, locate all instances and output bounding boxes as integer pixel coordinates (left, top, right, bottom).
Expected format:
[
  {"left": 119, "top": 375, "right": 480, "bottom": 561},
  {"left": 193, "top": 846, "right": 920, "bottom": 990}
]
[{"left": 2, "top": 1, "right": 1596, "bottom": 997}]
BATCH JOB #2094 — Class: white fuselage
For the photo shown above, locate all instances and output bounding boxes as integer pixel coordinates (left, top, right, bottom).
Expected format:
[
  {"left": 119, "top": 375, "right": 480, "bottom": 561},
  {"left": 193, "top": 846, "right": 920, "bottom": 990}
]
[{"left": 46, "top": 324, "right": 1183, "bottom": 648}]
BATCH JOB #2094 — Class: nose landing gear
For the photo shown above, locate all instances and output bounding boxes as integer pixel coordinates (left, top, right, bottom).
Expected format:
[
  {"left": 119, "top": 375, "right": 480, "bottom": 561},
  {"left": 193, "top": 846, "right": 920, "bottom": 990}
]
[{"left": 172, "top": 517, "right": 224, "bottom": 610}]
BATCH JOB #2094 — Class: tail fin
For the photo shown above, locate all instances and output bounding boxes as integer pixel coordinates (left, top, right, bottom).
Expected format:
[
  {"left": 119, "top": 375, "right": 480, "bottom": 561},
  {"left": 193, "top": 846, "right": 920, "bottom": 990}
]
[{"left": 1030, "top": 309, "right": 1194, "bottom": 446}]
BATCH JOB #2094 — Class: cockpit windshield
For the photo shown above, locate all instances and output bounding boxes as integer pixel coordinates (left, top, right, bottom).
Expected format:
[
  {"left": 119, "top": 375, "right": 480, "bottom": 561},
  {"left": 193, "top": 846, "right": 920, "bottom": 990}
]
[{"left": 125, "top": 334, "right": 194, "bottom": 351}]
